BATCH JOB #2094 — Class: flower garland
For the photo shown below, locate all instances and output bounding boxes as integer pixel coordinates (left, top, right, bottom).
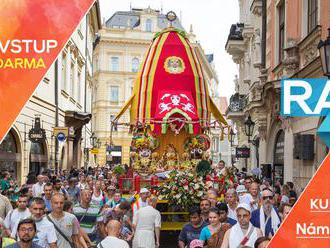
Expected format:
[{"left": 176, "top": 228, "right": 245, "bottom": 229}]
[{"left": 156, "top": 171, "right": 205, "bottom": 210}]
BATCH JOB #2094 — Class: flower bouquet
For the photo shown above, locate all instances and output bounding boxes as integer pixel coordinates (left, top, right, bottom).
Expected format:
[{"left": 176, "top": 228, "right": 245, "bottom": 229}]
[{"left": 156, "top": 170, "right": 206, "bottom": 210}]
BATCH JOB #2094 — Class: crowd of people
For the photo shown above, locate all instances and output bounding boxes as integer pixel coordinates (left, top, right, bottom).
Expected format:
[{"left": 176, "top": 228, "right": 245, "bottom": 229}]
[{"left": 0, "top": 160, "right": 298, "bottom": 248}]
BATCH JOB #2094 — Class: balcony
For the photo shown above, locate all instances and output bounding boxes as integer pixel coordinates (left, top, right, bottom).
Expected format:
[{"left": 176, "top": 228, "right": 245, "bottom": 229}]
[
  {"left": 226, "top": 93, "right": 247, "bottom": 120},
  {"left": 225, "top": 23, "right": 245, "bottom": 63}
]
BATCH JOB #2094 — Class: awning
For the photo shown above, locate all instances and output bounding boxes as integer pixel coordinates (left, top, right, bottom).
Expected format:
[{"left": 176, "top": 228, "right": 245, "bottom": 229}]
[
  {"left": 114, "top": 95, "right": 134, "bottom": 122},
  {"left": 209, "top": 97, "right": 228, "bottom": 126}
]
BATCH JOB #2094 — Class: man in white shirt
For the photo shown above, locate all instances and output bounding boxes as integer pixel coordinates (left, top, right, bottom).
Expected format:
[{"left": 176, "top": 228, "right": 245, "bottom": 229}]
[
  {"left": 29, "top": 197, "right": 57, "bottom": 248},
  {"left": 133, "top": 196, "right": 161, "bottom": 248},
  {"left": 32, "top": 175, "right": 45, "bottom": 197},
  {"left": 132, "top": 188, "right": 149, "bottom": 216},
  {"left": 97, "top": 220, "right": 129, "bottom": 248},
  {"left": 4, "top": 194, "right": 31, "bottom": 238}
]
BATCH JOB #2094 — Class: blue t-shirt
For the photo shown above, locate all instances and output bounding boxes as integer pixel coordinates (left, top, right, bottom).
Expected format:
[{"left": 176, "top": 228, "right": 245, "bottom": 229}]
[
  {"left": 199, "top": 226, "right": 212, "bottom": 241},
  {"left": 179, "top": 222, "right": 207, "bottom": 247},
  {"left": 6, "top": 242, "right": 43, "bottom": 248},
  {"left": 250, "top": 208, "right": 281, "bottom": 237},
  {"left": 43, "top": 196, "right": 52, "bottom": 213},
  {"left": 227, "top": 217, "right": 237, "bottom": 226}
]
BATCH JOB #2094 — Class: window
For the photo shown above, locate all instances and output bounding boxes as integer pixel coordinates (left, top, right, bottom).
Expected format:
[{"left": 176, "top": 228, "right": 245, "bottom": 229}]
[
  {"left": 77, "top": 71, "right": 81, "bottom": 103},
  {"left": 278, "top": 3, "right": 285, "bottom": 63},
  {"left": 308, "top": 0, "right": 318, "bottom": 33},
  {"left": 61, "top": 53, "right": 67, "bottom": 90},
  {"left": 110, "top": 86, "right": 119, "bottom": 102},
  {"left": 70, "top": 63, "right": 75, "bottom": 96},
  {"left": 132, "top": 58, "right": 139, "bottom": 72},
  {"left": 111, "top": 57, "right": 119, "bottom": 71},
  {"left": 146, "top": 19, "right": 152, "bottom": 32}
]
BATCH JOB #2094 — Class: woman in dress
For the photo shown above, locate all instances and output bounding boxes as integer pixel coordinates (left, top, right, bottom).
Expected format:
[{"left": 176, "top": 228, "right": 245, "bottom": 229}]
[{"left": 200, "top": 207, "right": 232, "bottom": 248}]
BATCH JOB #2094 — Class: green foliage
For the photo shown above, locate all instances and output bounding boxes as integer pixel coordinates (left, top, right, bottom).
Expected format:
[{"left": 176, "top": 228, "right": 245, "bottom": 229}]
[{"left": 196, "top": 160, "right": 211, "bottom": 177}]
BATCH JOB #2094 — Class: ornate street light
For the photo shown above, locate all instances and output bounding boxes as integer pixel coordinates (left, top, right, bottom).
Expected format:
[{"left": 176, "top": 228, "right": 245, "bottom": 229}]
[
  {"left": 244, "top": 115, "right": 255, "bottom": 143},
  {"left": 318, "top": 28, "right": 330, "bottom": 78},
  {"left": 229, "top": 128, "right": 236, "bottom": 147},
  {"left": 90, "top": 132, "right": 101, "bottom": 148}
]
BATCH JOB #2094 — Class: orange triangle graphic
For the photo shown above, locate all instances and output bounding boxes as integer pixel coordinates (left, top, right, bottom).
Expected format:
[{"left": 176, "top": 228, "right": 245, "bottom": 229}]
[
  {"left": 269, "top": 153, "right": 330, "bottom": 247},
  {"left": 0, "top": 0, "right": 95, "bottom": 142}
]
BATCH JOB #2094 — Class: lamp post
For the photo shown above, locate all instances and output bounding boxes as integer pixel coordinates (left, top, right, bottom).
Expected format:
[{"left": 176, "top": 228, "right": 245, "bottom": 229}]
[
  {"left": 318, "top": 28, "right": 330, "bottom": 155},
  {"left": 229, "top": 128, "right": 236, "bottom": 166},
  {"left": 318, "top": 28, "right": 330, "bottom": 78},
  {"left": 244, "top": 115, "right": 260, "bottom": 169},
  {"left": 244, "top": 115, "right": 255, "bottom": 143},
  {"left": 90, "top": 132, "right": 100, "bottom": 165}
]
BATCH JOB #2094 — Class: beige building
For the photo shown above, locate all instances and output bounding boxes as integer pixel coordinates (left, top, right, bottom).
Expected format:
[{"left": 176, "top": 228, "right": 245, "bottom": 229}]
[
  {"left": 226, "top": 0, "right": 329, "bottom": 189},
  {"left": 0, "top": 3, "right": 101, "bottom": 183},
  {"left": 92, "top": 7, "right": 221, "bottom": 166}
]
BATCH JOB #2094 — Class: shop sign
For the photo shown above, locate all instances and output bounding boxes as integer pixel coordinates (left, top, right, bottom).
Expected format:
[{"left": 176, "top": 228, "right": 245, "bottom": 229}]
[
  {"left": 91, "top": 148, "right": 99, "bottom": 154},
  {"left": 29, "top": 117, "right": 46, "bottom": 143},
  {"left": 236, "top": 147, "right": 250, "bottom": 158},
  {"left": 53, "top": 127, "right": 69, "bottom": 142}
]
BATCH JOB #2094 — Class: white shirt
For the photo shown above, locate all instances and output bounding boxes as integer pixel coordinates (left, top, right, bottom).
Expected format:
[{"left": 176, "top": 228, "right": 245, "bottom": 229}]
[
  {"left": 34, "top": 217, "right": 57, "bottom": 248},
  {"left": 132, "top": 198, "right": 148, "bottom": 216},
  {"left": 227, "top": 204, "right": 237, "bottom": 221},
  {"left": 4, "top": 208, "right": 30, "bottom": 238},
  {"left": 239, "top": 193, "right": 253, "bottom": 206},
  {"left": 97, "top": 236, "right": 129, "bottom": 248},
  {"left": 132, "top": 206, "right": 161, "bottom": 248},
  {"left": 32, "top": 182, "right": 45, "bottom": 197},
  {"left": 228, "top": 223, "right": 259, "bottom": 248}
]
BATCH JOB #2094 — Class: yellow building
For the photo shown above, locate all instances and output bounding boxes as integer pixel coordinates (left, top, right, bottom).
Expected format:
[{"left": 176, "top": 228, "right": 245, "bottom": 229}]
[{"left": 92, "top": 8, "right": 221, "bottom": 166}]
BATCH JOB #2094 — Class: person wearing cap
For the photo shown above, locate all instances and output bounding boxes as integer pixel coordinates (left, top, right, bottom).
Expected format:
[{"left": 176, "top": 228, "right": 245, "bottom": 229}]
[
  {"left": 189, "top": 239, "right": 204, "bottom": 248},
  {"left": 250, "top": 188, "right": 281, "bottom": 238},
  {"left": 132, "top": 188, "right": 149, "bottom": 216},
  {"left": 236, "top": 184, "right": 253, "bottom": 207},
  {"left": 221, "top": 203, "right": 262, "bottom": 248}
]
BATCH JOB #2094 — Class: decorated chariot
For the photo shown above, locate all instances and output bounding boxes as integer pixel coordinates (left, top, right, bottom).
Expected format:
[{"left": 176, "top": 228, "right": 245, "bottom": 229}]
[{"left": 111, "top": 12, "right": 231, "bottom": 230}]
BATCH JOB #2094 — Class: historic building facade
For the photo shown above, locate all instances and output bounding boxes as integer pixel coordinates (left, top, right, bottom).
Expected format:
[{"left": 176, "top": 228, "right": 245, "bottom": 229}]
[
  {"left": 0, "top": 3, "right": 101, "bottom": 183},
  {"left": 92, "top": 7, "right": 222, "bottom": 165},
  {"left": 226, "top": 0, "right": 329, "bottom": 189}
]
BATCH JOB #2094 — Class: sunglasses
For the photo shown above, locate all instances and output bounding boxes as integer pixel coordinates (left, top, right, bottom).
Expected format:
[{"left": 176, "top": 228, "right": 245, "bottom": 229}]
[{"left": 262, "top": 196, "right": 274, "bottom": 200}]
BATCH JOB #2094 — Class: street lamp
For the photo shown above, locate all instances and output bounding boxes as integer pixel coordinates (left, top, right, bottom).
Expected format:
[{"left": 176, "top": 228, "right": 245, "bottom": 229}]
[
  {"left": 318, "top": 28, "right": 330, "bottom": 78},
  {"left": 244, "top": 115, "right": 255, "bottom": 143},
  {"left": 90, "top": 132, "right": 101, "bottom": 148},
  {"left": 229, "top": 128, "right": 236, "bottom": 147}
]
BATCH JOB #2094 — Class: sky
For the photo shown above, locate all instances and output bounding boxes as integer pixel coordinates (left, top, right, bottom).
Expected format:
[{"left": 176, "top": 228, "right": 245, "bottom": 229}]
[{"left": 98, "top": 0, "right": 239, "bottom": 100}]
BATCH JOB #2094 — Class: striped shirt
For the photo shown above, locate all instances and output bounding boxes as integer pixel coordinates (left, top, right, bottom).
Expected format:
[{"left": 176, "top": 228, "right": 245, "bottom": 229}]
[{"left": 73, "top": 203, "right": 102, "bottom": 235}]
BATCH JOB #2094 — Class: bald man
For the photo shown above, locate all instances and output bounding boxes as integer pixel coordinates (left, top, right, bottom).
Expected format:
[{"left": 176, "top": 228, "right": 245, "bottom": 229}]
[{"left": 97, "top": 220, "right": 129, "bottom": 248}]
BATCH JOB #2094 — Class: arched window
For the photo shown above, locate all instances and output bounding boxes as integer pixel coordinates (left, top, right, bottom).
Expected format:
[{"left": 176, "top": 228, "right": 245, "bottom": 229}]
[
  {"left": 0, "top": 130, "right": 19, "bottom": 179},
  {"left": 132, "top": 58, "right": 139, "bottom": 72},
  {"left": 30, "top": 142, "right": 47, "bottom": 175},
  {"left": 146, "top": 19, "right": 152, "bottom": 32}
]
